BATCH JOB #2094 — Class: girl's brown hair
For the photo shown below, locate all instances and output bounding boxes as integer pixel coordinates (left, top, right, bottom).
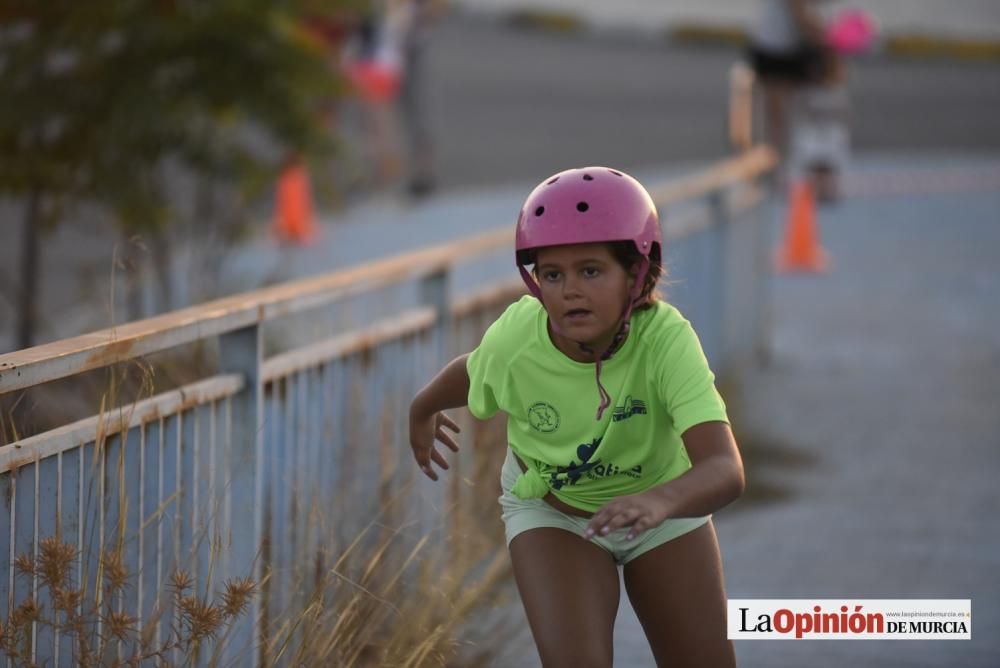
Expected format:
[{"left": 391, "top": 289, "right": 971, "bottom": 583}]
[{"left": 607, "top": 240, "right": 663, "bottom": 310}]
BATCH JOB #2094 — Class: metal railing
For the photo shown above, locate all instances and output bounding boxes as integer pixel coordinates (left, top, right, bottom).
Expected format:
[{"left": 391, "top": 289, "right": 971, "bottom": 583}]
[{"left": 0, "top": 145, "right": 777, "bottom": 665}]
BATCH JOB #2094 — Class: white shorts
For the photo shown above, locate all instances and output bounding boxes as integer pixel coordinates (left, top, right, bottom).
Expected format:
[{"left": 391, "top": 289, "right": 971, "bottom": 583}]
[{"left": 497, "top": 449, "right": 709, "bottom": 565}]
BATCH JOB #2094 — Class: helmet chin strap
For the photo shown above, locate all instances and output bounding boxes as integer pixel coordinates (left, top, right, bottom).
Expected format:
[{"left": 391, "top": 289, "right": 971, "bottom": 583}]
[
  {"left": 579, "top": 291, "right": 640, "bottom": 420},
  {"left": 529, "top": 257, "right": 651, "bottom": 421}
]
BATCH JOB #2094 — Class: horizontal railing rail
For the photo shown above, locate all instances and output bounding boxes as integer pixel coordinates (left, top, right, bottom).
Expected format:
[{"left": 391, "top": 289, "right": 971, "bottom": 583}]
[{"left": 0, "top": 145, "right": 775, "bottom": 396}]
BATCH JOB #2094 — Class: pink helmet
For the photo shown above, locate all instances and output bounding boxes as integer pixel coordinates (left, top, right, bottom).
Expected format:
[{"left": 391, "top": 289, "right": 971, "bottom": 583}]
[
  {"left": 515, "top": 167, "right": 663, "bottom": 421},
  {"left": 515, "top": 166, "right": 661, "bottom": 300}
]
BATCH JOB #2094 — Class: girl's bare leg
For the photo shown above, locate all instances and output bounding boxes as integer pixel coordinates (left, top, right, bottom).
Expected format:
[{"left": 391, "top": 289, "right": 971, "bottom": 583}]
[
  {"left": 509, "top": 528, "right": 620, "bottom": 667},
  {"left": 622, "top": 520, "right": 735, "bottom": 667}
]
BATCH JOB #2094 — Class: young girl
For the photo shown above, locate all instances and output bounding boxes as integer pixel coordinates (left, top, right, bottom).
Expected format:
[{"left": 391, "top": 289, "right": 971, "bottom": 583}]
[{"left": 408, "top": 167, "right": 744, "bottom": 667}]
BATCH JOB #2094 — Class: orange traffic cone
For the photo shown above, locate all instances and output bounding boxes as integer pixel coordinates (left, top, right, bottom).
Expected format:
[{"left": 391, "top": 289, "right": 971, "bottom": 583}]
[
  {"left": 775, "top": 179, "right": 830, "bottom": 273},
  {"left": 273, "top": 160, "right": 318, "bottom": 245}
]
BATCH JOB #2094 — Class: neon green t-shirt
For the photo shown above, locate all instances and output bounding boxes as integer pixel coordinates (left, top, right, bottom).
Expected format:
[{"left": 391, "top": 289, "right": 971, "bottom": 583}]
[{"left": 466, "top": 295, "right": 729, "bottom": 513}]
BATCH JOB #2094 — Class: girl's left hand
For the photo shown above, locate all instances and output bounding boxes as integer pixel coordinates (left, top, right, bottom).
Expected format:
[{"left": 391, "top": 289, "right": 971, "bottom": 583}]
[{"left": 584, "top": 490, "right": 669, "bottom": 542}]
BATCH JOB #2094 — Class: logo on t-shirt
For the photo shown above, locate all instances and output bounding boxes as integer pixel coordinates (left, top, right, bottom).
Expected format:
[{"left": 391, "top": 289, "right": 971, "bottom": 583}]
[
  {"left": 549, "top": 437, "right": 602, "bottom": 490},
  {"left": 527, "top": 402, "right": 560, "bottom": 433},
  {"left": 611, "top": 395, "right": 647, "bottom": 423}
]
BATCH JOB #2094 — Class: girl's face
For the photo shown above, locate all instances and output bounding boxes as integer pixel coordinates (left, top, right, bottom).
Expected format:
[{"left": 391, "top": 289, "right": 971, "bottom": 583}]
[{"left": 535, "top": 242, "right": 635, "bottom": 361}]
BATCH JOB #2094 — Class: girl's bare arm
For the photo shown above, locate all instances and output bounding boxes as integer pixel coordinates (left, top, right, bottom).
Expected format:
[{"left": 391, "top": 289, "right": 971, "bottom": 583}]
[
  {"left": 585, "top": 421, "right": 745, "bottom": 539},
  {"left": 408, "top": 354, "right": 471, "bottom": 480},
  {"left": 410, "top": 353, "right": 471, "bottom": 417},
  {"left": 650, "top": 421, "right": 746, "bottom": 517}
]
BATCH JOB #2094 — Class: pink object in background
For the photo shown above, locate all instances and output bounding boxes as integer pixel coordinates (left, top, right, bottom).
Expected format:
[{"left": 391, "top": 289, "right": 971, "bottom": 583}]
[{"left": 827, "top": 9, "right": 879, "bottom": 55}]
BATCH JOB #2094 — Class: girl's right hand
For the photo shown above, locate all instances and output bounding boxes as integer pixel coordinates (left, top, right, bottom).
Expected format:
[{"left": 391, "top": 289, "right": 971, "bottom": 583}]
[{"left": 408, "top": 407, "right": 461, "bottom": 481}]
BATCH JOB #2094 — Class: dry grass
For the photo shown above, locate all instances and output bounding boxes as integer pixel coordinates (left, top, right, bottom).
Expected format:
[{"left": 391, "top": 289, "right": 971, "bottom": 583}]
[
  {"left": 1, "top": 352, "right": 261, "bottom": 666},
  {"left": 1, "top": 536, "right": 256, "bottom": 667},
  {"left": 262, "top": 498, "right": 515, "bottom": 666},
  {"left": 257, "top": 407, "right": 518, "bottom": 667},
  {"left": 1, "top": 468, "right": 518, "bottom": 666}
]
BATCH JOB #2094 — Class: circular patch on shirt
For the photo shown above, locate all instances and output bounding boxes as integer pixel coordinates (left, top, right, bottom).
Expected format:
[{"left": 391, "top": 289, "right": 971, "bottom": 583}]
[{"left": 527, "top": 402, "right": 560, "bottom": 433}]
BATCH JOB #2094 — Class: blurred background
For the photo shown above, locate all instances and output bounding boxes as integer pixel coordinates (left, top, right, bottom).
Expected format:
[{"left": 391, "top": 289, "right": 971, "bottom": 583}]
[
  {"left": 1, "top": 0, "right": 998, "bottom": 666},
  {"left": 2, "top": 0, "right": 999, "bottom": 352}
]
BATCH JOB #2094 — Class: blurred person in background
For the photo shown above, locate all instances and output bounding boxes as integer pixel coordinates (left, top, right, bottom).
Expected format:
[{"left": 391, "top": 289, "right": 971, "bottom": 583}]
[
  {"left": 747, "top": 0, "right": 830, "bottom": 164},
  {"left": 787, "top": 39, "right": 850, "bottom": 201},
  {"left": 788, "top": 7, "right": 878, "bottom": 201},
  {"left": 341, "top": 0, "right": 442, "bottom": 197},
  {"left": 399, "top": 0, "right": 444, "bottom": 198},
  {"left": 409, "top": 168, "right": 744, "bottom": 667},
  {"left": 342, "top": 4, "right": 405, "bottom": 187}
]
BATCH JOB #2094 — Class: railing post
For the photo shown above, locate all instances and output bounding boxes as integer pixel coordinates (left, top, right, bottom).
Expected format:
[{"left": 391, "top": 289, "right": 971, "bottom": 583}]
[
  {"left": 419, "top": 269, "right": 450, "bottom": 362},
  {"left": 218, "top": 324, "right": 263, "bottom": 665},
  {"left": 416, "top": 269, "right": 451, "bottom": 523},
  {"left": 755, "top": 171, "right": 780, "bottom": 366},
  {"left": 707, "top": 190, "right": 730, "bottom": 371}
]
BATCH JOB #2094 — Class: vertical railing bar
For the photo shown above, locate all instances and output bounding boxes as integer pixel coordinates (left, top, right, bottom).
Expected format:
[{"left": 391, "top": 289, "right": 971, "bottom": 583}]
[
  {"left": 97, "top": 433, "right": 105, "bottom": 642},
  {"left": 302, "top": 368, "right": 312, "bottom": 576},
  {"left": 756, "top": 171, "right": 778, "bottom": 365},
  {"left": 224, "top": 397, "right": 232, "bottom": 566},
  {"left": 322, "top": 362, "right": 337, "bottom": 544},
  {"left": 289, "top": 371, "right": 300, "bottom": 623},
  {"left": 283, "top": 373, "right": 294, "bottom": 620},
  {"left": 117, "top": 436, "right": 124, "bottom": 665},
  {"left": 394, "top": 342, "right": 404, "bottom": 474},
  {"left": 315, "top": 366, "right": 325, "bottom": 564},
  {"left": 6, "top": 471, "right": 13, "bottom": 668},
  {"left": 32, "top": 458, "right": 39, "bottom": 663},
  {"left": 217, "top": 324, "right": 262, "bottom": 666},
  {"left": 175, "top": 411, "right": 182, "bottom": 572},
  {"left": 193, "top": 405, "right": 200, "bottom": 587},
  {"left": 156, "top": 416, "right": 164, "bottom": 650},
  {"left": 303, "top": 367, "right": 312, "bottom": 580},
  {"left": 708, "top": 190, "right": 729, "bottom": 368},
  {"left": 322, "top": 362, "right": 330, "bottom": 536},
  {"left": 54, "top": 451, "right": 62, "bottom": 666},
  {"left": 76, "top": 445, "right": 83, "bottom": 624},
  {"left": 285, "top": 375, "right": 293, "bottom": 649},
  {"left": 309, "top": 366, "right": 321, "bottom": 568},
  {"left": 209, "top": 399, "right": 217, "bottom": 589},
  {"left": 262, "top": 383, "right": 275, "bottom": 647},
  {"left": 296, "top": 369, "right": 306, "bottom": 594},
  {"left": 297, "top": 368, "right": 307, "bottom": 596},
  {"left": 138, "top": 422, "right": 146, "bottom": 634},
  {"left": 275, "top": 374, "right": 286, "bottom": 631},
  {"left": 56, "top": 452, "right": 63, "bottom": 536},
  {"left": 254, "top": 365, "right": 264, "bottom": 668},
  {"left": 382, "top": 345, "right": 395, "bottom": 496},
  {"left": 173, "top": 410, "right": 182, "bottom": 667}
]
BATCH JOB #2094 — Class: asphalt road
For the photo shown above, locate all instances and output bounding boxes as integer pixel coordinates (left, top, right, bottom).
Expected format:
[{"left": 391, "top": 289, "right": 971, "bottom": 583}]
[{"left": 422, "top": 14, "right": 1000, "bottom": 189}]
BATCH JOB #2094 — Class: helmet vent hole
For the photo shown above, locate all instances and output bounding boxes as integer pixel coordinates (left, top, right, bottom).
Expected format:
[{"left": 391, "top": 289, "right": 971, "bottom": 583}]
[
  {"left": 546, "top": 177, "right": 559, "bottom": 185},
  {"left": 534, "top": 206, "right": 545, "bottom": 216},
  {"left": 576, "top": 201, "right": 589, "bottom": 212},
  {"left": 609, "top": 169, "right": 623, "bottom": 177},
  {"left": 582, "top": 174, "right": 593, "bottom": 181}
]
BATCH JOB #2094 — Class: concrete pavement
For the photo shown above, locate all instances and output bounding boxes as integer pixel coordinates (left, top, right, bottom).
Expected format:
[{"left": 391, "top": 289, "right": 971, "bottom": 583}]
[{"left": 718, "top": 156, "right": 1000, "bottom": 666}]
